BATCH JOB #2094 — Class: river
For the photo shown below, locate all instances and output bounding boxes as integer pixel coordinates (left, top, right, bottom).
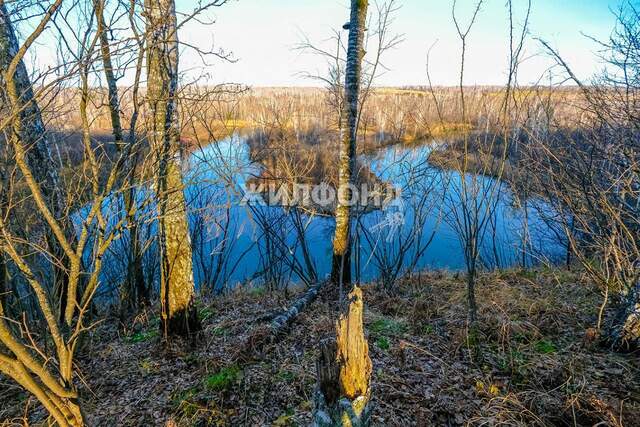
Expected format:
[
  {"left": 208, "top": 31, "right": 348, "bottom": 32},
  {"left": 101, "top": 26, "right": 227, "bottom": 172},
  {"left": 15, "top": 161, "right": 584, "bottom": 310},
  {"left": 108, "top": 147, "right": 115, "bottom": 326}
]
[{"left": 158, "top": 134, "right": 567, "bottom": 291}]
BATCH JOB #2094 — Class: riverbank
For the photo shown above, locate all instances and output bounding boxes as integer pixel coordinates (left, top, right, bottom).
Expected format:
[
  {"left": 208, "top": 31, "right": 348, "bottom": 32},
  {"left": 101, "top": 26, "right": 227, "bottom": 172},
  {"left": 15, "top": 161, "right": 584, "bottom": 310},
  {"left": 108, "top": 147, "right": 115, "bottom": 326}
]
[{"left": 1, "top": 269, "right": 637, "bottom": 426}]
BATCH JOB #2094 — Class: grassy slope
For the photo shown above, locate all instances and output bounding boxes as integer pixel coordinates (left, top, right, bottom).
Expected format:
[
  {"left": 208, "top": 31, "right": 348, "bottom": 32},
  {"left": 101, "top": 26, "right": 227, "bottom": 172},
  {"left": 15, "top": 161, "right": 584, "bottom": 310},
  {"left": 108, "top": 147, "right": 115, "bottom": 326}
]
[{"left": 1, "top": 269, "right": 639, "bottom": 426}]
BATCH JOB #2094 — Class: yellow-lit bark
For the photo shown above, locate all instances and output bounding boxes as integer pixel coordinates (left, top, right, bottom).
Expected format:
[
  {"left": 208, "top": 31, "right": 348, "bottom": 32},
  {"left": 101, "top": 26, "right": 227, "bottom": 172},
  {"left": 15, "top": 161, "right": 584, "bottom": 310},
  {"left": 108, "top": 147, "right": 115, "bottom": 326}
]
[
  {"left": 317, "top": 1, "right": 372, "bottom": 426},
  {"left": 145, "top": 0, "right": 199, "bottom": 337}
]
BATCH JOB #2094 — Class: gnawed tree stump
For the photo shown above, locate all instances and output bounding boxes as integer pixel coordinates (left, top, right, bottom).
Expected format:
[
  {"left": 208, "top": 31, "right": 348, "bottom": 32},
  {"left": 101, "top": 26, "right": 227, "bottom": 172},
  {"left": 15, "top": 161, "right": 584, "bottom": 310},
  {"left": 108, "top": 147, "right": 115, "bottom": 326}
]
[
  {"left": 316, "top": 0, "right": 372, "bottom": 422},
  {"left": 314, "top": 285, "right": 372, "bottom": 427}
]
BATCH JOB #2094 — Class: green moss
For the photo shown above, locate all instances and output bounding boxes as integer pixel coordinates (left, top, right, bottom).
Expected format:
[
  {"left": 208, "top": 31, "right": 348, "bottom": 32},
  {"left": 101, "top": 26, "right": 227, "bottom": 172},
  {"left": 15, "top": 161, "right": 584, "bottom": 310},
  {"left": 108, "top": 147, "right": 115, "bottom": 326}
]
[
  {"left": 534, "top": 339, "right": 557, "bottom": 354},
  {"left": 198, "top": 306, "right": 215, "bottom": 322},
  {"left": 277, "top": 370, "right": 297, "bottom": 382},
  {"left": 204, "top": 365, "right": 242, "bottom": 391},
  {"left": 126, "top": 329, "right": 158, "bottom": 344},
  {"left": 370, "top": 317, "right": 407, "bottom": 336},
  {"left": 376, "top": 336, "right": 390, "bottom": 350}
]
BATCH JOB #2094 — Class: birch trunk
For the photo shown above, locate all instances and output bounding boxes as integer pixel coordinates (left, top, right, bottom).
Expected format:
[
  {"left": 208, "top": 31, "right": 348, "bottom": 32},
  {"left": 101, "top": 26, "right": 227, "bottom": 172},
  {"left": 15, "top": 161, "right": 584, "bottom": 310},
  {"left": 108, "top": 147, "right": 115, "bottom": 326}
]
[
  {"left": 317, "top": 1, "right": 372, "bottom": 425},
  {"left": 145, "top": 0, "right": 200, "bottom": 337},
  {"left": 330, "top": 0, "right": 368, "bottom": 288},
  {"left": 0, "top": 3, "right": 70, "bottom": 323}
]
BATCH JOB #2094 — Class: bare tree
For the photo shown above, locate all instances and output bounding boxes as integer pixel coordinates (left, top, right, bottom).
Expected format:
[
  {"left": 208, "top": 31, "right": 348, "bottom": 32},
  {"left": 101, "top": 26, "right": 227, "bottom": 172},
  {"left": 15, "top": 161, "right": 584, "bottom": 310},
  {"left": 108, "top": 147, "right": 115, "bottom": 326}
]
[
  {"left": 93, "top": 0, "right": 148, "bottom": 310},
  {"left": 356, "top": 148, "right": 442, "bottom": 290},
  {"left": 434, "top": 0, "right": 530, "bottom": 323},
  {"left": 0, "top": 1, "right": 72, "bottom": 324},
  {"left": 530, "top": 2, "right": 640, "bottom": 348},
  {"left": 0, "top": 1, "right": 133, "bottom": 423},
  {"left": 144, "top": 0, "right": 201, "bottom": 338},
  {"left": 315, "top": 1, "right": 373, "bottom": 425}
]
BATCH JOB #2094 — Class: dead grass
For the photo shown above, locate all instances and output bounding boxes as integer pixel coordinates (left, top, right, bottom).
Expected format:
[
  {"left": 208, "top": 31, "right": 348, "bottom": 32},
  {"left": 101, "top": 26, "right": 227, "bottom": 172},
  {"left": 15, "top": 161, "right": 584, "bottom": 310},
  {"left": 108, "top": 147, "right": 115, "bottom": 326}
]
[
  {"left": 1, "top": 268, "right": 638, "bottom": 426},
  {"left": 40, "top": 86, "right": 588, "bottom": 148}
]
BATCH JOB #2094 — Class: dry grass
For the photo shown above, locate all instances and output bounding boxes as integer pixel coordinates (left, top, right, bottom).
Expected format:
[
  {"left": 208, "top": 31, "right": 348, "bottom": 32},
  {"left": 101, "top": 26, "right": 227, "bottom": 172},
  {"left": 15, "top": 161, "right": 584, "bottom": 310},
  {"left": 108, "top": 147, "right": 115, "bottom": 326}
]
[
  {"left": 1, "top": 269, "right": 637, "bottom": 426},
  {"left": 40, "top": 86, "right": 588, "bottom": 148}
]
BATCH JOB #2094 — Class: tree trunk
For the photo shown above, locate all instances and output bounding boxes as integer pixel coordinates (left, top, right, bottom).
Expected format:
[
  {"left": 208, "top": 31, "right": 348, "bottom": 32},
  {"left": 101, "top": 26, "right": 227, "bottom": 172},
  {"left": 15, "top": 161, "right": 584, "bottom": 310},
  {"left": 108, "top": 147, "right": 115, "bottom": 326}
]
[
  {"left": 0, "top": 167, "right": 8, "bottom": 311},
  {"left": 0, "top": 283, "right": 84, "bottom": 426},
  {"left": 94, "top": 0, "right": 146, "bottom": 312},
  {"left": 0, "top": 252, "right": 6, "bottom": 310},
  {"left": 131, "top": 223, "right": 148, "bottom": 307},
  {"left": 608, "top": 281, "right": 640, "bottom": 350},
  {"left": 145, "top": 0, "right": 200, "bottom": 338},
  {"left": 0, "top": 359, "right": 84, "bottom": 426},
  {"left": 317, "top": 1, "right": 372, "bottom": 425},
  {"left": 330, "top": 0, "right": 368, "bottom": 289},
  {"left": 315, "top": 287, "right": 372, "bottom": 427},
  {"left": 235, "top": 280, "right": 327, "bottom": 361},
  {"left": 0, "top": 3, "right": 70, "bottom": 324},
  {"left": 467, "top": 271, "right": 478, "bottom": 324},
  {"left": 94, "top": 0, "right": 124, "bottom": 147}
]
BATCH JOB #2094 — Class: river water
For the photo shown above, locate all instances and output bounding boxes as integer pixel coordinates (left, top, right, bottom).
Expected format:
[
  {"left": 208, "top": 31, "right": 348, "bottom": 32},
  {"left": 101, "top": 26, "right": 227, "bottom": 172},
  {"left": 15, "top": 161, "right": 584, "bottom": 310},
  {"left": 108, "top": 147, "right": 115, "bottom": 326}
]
[{"left": 163, "top": 134, "right": 566, "bottom": 290}]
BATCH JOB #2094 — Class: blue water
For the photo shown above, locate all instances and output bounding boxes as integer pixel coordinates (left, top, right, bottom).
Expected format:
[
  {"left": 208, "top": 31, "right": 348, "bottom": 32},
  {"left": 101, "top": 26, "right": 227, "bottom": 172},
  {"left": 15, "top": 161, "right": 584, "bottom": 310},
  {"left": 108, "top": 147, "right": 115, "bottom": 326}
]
[
  {"left": 89, "top": 134, "right": 565, "bottom": 295},
  {"left": 171, "top": 135, "right": 566, "bottom": 291}
]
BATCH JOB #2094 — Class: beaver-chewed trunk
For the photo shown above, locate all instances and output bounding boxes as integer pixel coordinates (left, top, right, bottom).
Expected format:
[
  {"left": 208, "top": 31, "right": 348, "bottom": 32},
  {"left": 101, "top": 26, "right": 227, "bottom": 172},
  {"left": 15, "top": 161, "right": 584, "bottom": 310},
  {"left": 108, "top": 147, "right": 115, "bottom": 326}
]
[
  {"left": 314, "top": 286, "right": 372, "bottom": 427},
  {"left": 317, "top": 0, "right": 371, "bottom": 424}
]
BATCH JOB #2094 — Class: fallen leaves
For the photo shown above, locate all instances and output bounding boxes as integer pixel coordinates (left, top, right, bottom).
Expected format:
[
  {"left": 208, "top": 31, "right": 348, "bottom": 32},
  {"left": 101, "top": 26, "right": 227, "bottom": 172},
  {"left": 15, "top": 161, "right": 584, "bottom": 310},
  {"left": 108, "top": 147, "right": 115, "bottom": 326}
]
[{"left": 1, "top": 269, "right": 638, "bottom": 426}]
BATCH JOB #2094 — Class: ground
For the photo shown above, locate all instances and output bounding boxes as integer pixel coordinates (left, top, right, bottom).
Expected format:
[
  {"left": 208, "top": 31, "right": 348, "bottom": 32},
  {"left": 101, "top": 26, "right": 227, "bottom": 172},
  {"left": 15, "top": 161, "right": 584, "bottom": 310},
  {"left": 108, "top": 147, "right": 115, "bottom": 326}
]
[{"left": 1, "top": 269, "right": 639, "bottom": 426}]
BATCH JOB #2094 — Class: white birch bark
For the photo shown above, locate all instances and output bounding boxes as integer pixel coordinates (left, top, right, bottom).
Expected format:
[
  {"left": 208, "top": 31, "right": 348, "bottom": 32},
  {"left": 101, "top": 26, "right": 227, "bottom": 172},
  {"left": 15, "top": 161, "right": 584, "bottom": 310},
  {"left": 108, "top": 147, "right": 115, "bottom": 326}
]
[
  {"left": 144, "top": 0, "right": 199, "bottom": 337},
  {"left": 317, "top": 1, "right": 372, "bottom": 426}
]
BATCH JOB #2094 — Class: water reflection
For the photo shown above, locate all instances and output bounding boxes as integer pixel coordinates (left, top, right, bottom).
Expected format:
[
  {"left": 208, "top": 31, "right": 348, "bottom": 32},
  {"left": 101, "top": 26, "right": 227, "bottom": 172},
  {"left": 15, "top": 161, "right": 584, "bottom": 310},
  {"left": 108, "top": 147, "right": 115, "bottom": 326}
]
[{"left": 176, "top": 135, "right": 564, "bottom": 290}]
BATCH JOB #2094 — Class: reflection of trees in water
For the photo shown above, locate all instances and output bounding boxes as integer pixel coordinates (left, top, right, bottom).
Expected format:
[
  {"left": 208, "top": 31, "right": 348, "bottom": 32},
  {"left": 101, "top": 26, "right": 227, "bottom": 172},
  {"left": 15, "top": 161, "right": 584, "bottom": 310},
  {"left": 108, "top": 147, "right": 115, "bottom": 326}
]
[{"left": 244, "top": 129, "right": 396, "bottom": 215}]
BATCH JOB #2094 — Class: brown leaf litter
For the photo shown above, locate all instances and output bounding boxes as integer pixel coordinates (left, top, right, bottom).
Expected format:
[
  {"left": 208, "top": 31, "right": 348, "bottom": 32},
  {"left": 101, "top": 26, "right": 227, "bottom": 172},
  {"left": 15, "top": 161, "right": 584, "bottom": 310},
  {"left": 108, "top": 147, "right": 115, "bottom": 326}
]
[{"left": 1, "top": 269, "right": 639, "bottom": 426}]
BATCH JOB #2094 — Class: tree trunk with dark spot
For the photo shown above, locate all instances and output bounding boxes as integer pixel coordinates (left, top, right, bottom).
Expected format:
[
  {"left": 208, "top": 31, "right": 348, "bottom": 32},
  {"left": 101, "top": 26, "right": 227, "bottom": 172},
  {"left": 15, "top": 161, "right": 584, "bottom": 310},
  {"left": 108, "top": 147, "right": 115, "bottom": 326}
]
[
  {"left": 317, "top": 1, "right": 372, "bottom": 424},
  {"left": 0, "top": 3, "right": 71, "bottom": 324},
  {"left": 144, "top": 0, "right": 200, "bottom": 338}
]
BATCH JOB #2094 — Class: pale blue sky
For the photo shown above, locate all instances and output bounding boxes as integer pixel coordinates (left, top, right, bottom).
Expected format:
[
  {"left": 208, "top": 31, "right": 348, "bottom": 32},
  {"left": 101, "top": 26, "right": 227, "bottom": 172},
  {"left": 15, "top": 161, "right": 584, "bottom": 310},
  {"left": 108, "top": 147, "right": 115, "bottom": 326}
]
[
  {"left": 21, "top": 0, "right": 620, "bottom": 87},
  {"left": 177, "top": 0, "right": 620, "bottom": 87}
]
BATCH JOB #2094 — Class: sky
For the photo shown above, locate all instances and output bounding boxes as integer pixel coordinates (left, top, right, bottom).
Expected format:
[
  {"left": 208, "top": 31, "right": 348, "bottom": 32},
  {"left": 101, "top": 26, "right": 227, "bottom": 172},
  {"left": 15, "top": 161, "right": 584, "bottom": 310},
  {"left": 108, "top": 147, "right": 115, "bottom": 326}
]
[
  {"left": 19, "top": 0, "right": 621, "bottom": 88},
  {"left": 176, "top": 0, "right": 621, "bottom": 87}
]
